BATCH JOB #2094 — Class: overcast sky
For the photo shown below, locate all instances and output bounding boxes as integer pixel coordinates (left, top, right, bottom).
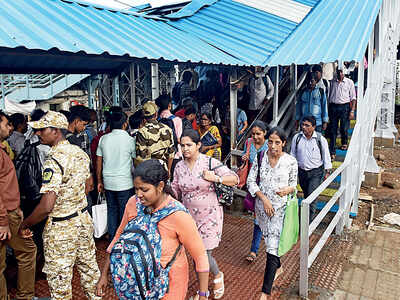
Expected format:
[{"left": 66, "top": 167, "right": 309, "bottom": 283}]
[{"left": 83, "top": 0, "right": 187, "bottom": 9}]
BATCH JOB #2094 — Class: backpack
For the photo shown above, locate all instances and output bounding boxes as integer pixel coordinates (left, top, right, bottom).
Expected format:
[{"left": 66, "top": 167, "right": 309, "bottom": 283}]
[
  {"left": 171, "top": 81, "right": 185, "bottom": 107},
  {"left": 110, "top": 198, "right": 188, "bottom": 300},
  {"left": 294, "top": 132, "right": 324, "bottom": 159},
  {"left": 159, "top": 115, "right": 179, "bottom": 152},
  {"left": 15, "top": 142, "right": 43, "bottom": 216}
]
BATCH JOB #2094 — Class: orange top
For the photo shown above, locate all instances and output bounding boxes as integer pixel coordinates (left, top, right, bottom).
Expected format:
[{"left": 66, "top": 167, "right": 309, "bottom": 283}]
[{"left": 107, "top": 195, "right": 209, "bottom": 300}]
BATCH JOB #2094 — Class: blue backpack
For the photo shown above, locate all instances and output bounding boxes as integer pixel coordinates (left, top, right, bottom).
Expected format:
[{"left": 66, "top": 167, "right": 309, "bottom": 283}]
[{"left": 110, "top": 198, "right": 188, "bottom": 300}]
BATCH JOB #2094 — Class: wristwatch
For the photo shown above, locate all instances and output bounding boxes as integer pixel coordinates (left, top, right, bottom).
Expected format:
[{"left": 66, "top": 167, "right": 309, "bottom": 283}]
[{"left": 197, "top": 290, "right": 210, "bottom": 297}]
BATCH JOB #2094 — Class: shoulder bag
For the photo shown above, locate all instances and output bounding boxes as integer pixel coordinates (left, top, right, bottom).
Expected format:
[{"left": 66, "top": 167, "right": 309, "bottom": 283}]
[
  {"left": 236, "top": 138, "right": 252, "bottom": 189},
  {"left": 209, "top": 158, "right": 234, "bottom": 206}
]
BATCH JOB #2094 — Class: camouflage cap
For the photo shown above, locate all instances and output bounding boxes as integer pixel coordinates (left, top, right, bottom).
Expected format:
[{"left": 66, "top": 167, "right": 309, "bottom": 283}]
[
  {"left": 28, "top": 111, "right": 69, "bottom": 130},
  {"left": 142, "top": 101, "right": 158, "bottom": 117}
]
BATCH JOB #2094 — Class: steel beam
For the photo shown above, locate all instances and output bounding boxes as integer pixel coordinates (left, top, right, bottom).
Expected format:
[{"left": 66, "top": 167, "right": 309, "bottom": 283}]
[{"left": 230, "top": 69, "right": 238, "bottom": 168}]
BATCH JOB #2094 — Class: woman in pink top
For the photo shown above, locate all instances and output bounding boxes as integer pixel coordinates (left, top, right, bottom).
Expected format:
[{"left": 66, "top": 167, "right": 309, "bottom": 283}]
[
  {"left": 172, "top": 129, "right": 239, "bottom": 299},
  {"left": 96, "top": 160, "right": 210, "bottom": 300}
]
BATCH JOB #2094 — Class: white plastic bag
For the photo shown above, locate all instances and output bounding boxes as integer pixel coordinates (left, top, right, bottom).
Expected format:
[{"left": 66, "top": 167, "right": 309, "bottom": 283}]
[{"left": 92, "top": 193, "right": 108, "bottom": 238}]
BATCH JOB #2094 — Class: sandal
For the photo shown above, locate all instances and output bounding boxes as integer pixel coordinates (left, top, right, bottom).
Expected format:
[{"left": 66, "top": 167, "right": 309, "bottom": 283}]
[
  {"left": 340, "top": 144, "right": 348, "bottom": 150},
  {"left": 213, "top": 272, "right": 225, "bottom": 299},
  {"left": 245, "top": 252, "right": 257, "bottom": 263},
  {"left": 189, "top": 295, "right": 199, "bottom": 300}
]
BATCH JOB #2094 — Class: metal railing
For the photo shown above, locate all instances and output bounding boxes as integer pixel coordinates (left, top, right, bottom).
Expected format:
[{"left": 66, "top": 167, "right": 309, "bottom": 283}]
[{"left": 299, "top": 0, "right": 399, "bottom": 296}]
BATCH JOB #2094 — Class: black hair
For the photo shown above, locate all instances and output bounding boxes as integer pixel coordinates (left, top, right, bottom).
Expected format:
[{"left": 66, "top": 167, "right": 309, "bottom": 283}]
[
  {"left": 184, "top": 106, "right": 197, "bottom": 116},
  {"left": 155, "top": 94, "right": 171, "bottom": 112},
  {"left": 267, "top": 126, "right": 287, "bottom": 144},
  {"left": 181, "top": 129, "right": 201, "bottom": 144},
  {"left": 133, "top": 159, "right": 176, "bottom": 198},
  {"left": 0, "top": 110, "right": 8, "bottom": 121},
  {"left": 302, "top": 115, "right": 317, "bottom": 127},
  {"left": 30, "top": 109, "right": 46, "bottom": 122},
  {"left": 110, "top": 111, "right": 127, "bottom": 130},
  {"left": 201, "top": 111, "right": 213, "bottom": 122},
  {"left": 182, "top": 70, "right": 192, "bottom": 83},
  {"left": 312, "top": 64, "right": 323, "bottom": 73},
  {"left": 252, "top": 120, "right": 268, "bottom": 133},
  {"left": 129, "top": 110, "right": 144, "bottom": 130},
  {"left": 9, "top": 113, "right": 26, "bottom": 129},
  {"left": 68, "top": 106, "right": 90, "bottom": 123},
  {"left": 110, "top": 106, "right": 123, "bottom": 113}
]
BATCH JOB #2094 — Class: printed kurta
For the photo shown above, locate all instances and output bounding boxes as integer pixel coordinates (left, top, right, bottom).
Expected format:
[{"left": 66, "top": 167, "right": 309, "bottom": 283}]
[
  {"left": 247, "top": 152, "right": 298, "bottom": 256},
  {"left": 172, "top": 154, "right": 237, "bottom": 250}
]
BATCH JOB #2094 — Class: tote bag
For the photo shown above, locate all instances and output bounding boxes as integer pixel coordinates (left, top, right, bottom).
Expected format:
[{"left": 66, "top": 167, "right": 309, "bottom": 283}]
[
  {"left": 92, "top": 193, "right": 108, "bottom": 238},
  {"left": 236, "top": 138, "right": 252, "bottom": 189},
  {"left": 278, "top": 192, "right": 299, "bottom": 256}
]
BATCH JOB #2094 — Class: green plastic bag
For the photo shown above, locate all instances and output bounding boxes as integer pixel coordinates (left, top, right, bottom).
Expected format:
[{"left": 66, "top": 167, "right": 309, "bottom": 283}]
[{"left": 278, "top": 193, "right": 299, "bottom": 257}]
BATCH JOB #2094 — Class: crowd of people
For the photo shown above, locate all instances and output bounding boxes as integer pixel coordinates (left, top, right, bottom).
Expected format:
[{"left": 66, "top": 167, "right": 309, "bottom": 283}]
[{"left": 0, "top": 62, "right": 359, "bottom": 300}]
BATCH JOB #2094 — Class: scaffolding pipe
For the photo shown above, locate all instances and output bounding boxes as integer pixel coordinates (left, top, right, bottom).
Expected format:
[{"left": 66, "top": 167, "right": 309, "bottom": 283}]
[{"left": 151, "top": 63, "right": 160, "bottom": 100}]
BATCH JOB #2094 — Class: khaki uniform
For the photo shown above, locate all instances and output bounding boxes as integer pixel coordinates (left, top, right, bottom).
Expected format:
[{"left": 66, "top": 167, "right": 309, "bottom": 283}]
[
  {"left": 40, "top": 140, "right": 100, "bottom": 300},
  {"left": 135, "top": 120, "right": 175, "bottom": 167}
]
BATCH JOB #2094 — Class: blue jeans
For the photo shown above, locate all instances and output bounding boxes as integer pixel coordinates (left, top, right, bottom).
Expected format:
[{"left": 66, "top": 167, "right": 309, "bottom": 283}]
[
  {"left": 250, "top": 220, "right": 263, "bottom": 254},
  {"left": 105, "top": 188, "right": 134, "bottom": 241}
]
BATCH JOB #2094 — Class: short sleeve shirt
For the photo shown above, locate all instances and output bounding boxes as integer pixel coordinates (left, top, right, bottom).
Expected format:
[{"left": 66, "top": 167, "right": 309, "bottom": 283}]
[{"left": 40, "top": 140, "right": 90, "bottom": 218}]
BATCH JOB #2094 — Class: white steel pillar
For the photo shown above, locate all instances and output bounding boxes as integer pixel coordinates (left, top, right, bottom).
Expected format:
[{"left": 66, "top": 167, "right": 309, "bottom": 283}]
[
  {"left": 112, "top": 75, "right": 120, "bottom": 107},
  {"left": 230, "top": 69, "right": 238, "bottom": 168},
  {"left": 273, "top": 66, "right": 279, "bottom": 125},
  {"left": 88, "top": 77, "right": 95, "bottom": 109},
  {"left": 151, "top": 63, "right": 160, "bottom": 100},
  {"left": 0, "top": 75, "right": 4, "bottom": 110}
]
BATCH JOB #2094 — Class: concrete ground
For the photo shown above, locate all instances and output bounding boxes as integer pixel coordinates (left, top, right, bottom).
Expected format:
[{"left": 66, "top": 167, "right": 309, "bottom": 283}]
[{"left": 332, "top": 228, "right": 400, "bottom": 300}]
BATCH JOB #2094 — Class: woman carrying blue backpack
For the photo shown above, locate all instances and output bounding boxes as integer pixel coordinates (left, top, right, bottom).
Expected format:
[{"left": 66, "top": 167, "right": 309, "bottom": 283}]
[{"left": 95, "top": 160, "right": 210, "bottom": 300}]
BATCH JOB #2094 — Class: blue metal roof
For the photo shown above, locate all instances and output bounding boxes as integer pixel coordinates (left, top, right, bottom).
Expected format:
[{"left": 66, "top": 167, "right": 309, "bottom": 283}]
[
  {"left": 0, "top": 0, "right": 244, "bottom": 70},
  {"left": 166, "top": 0, "right": 315, "bottom": 66},
  {"left": 266, "top": 0, "right": 382, "bottom": 66}
]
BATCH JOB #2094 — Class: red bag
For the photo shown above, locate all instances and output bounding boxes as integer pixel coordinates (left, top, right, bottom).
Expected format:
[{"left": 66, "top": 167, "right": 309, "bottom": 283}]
[{"left": 236, "top": 139, "right": 252, "bottom": 189}]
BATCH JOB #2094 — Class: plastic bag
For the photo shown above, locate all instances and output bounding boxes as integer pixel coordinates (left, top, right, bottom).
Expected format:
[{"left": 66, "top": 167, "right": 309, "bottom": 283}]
[
  {"left": 278, "top": 193, "right": 299, "bottom": 257},
  {"left": 92, "top": 193, "right": 108, "bottom": 238}
]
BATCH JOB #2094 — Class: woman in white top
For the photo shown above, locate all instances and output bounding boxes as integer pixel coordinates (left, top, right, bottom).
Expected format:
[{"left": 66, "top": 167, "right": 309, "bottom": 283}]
[{"left": 247, "top": 127, "right": 298, "bottom": 300}]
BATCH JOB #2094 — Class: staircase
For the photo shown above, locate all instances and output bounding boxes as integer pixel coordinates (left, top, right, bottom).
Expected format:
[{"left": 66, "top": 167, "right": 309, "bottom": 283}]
[{"left": 0, "top": 74, "right": 90, "bottom": 103}]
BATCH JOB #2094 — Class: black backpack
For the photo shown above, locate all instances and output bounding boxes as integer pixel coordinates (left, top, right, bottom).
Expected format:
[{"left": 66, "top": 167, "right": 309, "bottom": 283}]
[
  {"left": 159, "top": 115, "right": 179, "bottom": 152},
  {"left": 15, "top": 142, "right": 43, "bottom": 216},
  {"left": 294, "top": 132, "right": 324, "bottom": 159}
]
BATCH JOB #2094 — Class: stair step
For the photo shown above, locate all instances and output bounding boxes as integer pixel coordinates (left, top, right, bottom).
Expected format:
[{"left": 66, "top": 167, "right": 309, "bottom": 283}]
[
  {"left": 298, "top": 198, "right": 357, "bottom": 217},
  {"left": 297, "top": 184, "right": 338, "bottom": 197}
]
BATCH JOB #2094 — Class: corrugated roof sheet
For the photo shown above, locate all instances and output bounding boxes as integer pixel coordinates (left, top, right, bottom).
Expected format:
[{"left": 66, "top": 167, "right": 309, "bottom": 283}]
[
  {"left": 0, "top": 0, "right": 243, "bottom": 67},
  {"left": 233, "top": 0, "right": 312, "bottom": 23},
  {"left": 167, "top": 0, "right": 315, "bottom": 65},
  {"left": 266, "top": 0, "right": 382, "bottom": 66}
]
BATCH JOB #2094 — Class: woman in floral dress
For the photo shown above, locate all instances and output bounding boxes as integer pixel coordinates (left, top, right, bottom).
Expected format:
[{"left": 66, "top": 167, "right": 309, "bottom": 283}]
[
  {"left": 247, "top": 127, "right": 298, "bottom": 300},
  {"left": 172, "top": 129, "right": 238, "bottom": 299}
]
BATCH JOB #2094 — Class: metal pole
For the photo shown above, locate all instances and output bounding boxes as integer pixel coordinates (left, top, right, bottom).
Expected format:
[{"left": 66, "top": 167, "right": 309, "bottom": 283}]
[
  {"left": 130, "top": 63, "right": 136, "bottom": 110},
  {"left": 87, "top": 77, "right": 95, "bottom": 109},
  {"left": 299, "top": 201, "right": 310, "bottom": 298},
  {"left": 230, "top": 69, "right": 238, "bottom": 168},
  {"left": 151, "top": 63, "right": 160, "bottom": 100},
  {"left": 0, "top": 75, "right": 4, "bottom": 110},
  {"left": 112, "top": 75, "right": 120, "bottom": 107},
  {"left": 273, "top": 66, "right": 279, "bottom": 125}
]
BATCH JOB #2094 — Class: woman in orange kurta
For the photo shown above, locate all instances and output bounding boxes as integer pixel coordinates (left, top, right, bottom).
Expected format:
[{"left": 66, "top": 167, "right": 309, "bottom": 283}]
[{"left": 96, "top": 159, "right": 210, "bottom": 300}]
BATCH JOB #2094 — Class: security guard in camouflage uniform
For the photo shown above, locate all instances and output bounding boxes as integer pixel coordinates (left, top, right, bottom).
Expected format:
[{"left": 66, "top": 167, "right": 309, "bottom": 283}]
[
  {"left": 135, "top": 101, "right": 175, "bottom": 175},
  {"left": 20, "top": 111, "right": 101, "bottom": 300}
]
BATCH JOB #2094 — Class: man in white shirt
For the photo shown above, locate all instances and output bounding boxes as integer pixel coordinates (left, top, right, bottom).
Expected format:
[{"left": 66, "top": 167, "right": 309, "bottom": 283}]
[
  {"left": 291, "top": 116, "right": 332, "bottom": 222},
  {"left": 328, "top": 69, "right": 356, "bottom": 155}
]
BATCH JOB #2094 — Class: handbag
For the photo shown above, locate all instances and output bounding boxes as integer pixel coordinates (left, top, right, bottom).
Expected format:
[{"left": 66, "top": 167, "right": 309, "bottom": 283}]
[
  {"left": 208, "top": 158, "right": 234, "bottom": 206},
  {"left": 278, "top": 192, "right": 299, "bottom": 256},
  {"left": 243, "top": 150, "right": 265, "bottom": 211},
  {"left": 236, "top": 138, "right": 252, "bottom": 189},
  {"left": 92, "top": 193, "right": 108, "bottom": 238}
]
